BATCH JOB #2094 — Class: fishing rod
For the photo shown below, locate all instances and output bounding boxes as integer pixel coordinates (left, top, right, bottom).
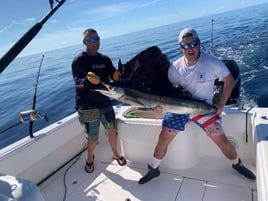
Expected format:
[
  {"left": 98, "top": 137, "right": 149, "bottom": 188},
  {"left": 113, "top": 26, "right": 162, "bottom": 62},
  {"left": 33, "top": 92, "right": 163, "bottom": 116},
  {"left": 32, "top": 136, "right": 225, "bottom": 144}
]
[
  {"left": 0, "top": 0, "right": 66, "bottom": 74},
  {"left": 28, "top": 55, "right": 48, "bottom": 137},
  {"left": 0, "top": 55, "right": 48, "bottom": 136}
]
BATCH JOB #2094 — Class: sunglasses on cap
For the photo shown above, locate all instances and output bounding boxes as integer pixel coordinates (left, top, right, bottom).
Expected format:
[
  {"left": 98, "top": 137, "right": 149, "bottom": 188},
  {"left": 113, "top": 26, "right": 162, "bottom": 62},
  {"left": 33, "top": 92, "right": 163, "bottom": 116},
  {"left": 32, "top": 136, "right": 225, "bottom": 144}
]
[
  {"left": 87, "top": 36, "right": 100, "bottom": 42},
  {"left": 180, "top": 40, "right": 199, "bottom": 50}
]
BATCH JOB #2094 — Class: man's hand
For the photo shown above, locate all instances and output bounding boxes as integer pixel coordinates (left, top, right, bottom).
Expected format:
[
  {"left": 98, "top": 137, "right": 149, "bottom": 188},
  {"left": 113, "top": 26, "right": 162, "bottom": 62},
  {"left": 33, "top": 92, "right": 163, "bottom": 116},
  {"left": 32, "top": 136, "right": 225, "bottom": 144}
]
[
  {"left": 113, "top": 70, "right": 121, "bottom": 81},
  {"left": 87, "top": 72, "right": 100, "bottom": 84}
]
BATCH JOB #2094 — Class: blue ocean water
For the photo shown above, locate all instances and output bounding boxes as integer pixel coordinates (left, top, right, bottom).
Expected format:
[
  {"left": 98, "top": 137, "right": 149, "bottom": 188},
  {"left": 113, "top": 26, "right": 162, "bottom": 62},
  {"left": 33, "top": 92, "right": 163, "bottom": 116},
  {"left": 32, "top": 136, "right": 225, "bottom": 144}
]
[{"left": 0, "top": 3, "right": 267, "bottom": 148}]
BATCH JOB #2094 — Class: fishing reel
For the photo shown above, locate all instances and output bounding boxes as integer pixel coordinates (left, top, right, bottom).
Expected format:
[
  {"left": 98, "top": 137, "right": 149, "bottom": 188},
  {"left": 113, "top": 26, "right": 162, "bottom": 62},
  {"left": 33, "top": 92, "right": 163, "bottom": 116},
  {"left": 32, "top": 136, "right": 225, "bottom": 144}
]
[{"left": 20, "top": 109, "right": 48, "bottom": 123}]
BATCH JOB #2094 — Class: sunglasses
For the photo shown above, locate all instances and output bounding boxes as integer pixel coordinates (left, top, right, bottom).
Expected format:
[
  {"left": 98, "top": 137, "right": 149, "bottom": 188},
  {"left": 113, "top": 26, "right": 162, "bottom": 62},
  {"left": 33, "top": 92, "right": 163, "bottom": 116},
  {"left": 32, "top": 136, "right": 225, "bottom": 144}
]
[
  {"left": 87, "top": 36, "right": 100, "bottom": 42},
  {"left": 180, "top": 40, "right": 199, "bottom": 49}
]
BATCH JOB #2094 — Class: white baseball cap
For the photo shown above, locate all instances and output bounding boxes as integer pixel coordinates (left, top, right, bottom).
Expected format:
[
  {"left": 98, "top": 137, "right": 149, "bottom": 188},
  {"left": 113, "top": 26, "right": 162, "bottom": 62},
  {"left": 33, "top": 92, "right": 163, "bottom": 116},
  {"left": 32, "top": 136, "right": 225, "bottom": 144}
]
[{"left": 178, "top": 28, "right": 199, "bottom": 43}]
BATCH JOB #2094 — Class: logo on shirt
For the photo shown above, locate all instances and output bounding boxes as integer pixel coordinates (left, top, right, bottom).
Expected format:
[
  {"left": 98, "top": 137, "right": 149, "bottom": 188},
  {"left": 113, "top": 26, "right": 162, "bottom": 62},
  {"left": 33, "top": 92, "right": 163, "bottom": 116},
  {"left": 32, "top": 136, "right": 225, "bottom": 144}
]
[
  {"left": 197, "top": 72, "right": 206, "bottom": 83},
  {"left": 92, "top": 64, "right": 106, "bottom": 69}
]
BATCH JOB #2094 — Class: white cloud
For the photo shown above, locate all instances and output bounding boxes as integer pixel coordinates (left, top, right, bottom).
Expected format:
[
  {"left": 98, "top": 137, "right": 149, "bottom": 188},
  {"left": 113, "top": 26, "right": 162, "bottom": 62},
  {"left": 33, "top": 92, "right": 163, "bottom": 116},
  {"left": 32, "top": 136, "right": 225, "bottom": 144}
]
[
  {"left": 85, "top": 3, "right": 133, "bottom": 16},
  {"left": 12, "top": 18, "right": 36, "bottom": 26},
  {"left": 140, "top": 0, "right": 166, "bottom": 7},
  {"left": 0, "top": 24, "right": 13, "bottom": 33}
]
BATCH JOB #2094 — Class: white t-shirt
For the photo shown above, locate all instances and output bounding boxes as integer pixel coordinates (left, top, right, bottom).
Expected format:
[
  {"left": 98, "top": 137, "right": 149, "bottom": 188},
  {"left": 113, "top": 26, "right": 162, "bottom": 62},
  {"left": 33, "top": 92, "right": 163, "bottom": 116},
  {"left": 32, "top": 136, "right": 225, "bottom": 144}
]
[{"left": 168, "top": 52, "right": 230, "bottom": 105}]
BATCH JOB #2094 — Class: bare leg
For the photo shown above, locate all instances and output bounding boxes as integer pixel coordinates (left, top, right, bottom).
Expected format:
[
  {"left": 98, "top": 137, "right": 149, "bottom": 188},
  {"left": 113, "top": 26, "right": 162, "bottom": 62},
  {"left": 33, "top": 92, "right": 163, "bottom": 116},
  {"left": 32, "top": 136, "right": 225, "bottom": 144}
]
[
  {"left": 153, "top": 127, "right": 177, "bottom": 160},
  {"left": 206, "top": 129, "right": 256, "bottom": 180},
  {"left": 87, "top": 140, "right": 97, "bottom": 161},
  {"left": 85, "top": 140, "right": 97, "bottom": 172},
  {"left": 107, "top": 128, "right": 120, "bottom": 158},
  {"left": 207, "top": 132, "right": 237, "bottom": 160},
  {"left": 108, "top": 128, "right": 127, "bottom": 166},
  {"left": 138, "top": 128, "right": 176, "bottom": 184}
]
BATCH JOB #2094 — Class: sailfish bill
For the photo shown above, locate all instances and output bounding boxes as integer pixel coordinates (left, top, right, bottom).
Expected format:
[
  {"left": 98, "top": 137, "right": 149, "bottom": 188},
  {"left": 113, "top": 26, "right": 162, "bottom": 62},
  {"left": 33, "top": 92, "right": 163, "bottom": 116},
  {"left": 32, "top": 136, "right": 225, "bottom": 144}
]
[{"left": 96, "top": 82, "right": 216, "bottom": 115}]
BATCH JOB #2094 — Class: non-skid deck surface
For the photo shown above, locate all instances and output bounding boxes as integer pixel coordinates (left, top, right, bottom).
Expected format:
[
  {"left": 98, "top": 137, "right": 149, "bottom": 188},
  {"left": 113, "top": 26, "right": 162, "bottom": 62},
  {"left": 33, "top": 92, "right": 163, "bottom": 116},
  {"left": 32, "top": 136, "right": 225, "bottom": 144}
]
[{"left": 39, "top": 136, "right": 257, "bottom": 201}]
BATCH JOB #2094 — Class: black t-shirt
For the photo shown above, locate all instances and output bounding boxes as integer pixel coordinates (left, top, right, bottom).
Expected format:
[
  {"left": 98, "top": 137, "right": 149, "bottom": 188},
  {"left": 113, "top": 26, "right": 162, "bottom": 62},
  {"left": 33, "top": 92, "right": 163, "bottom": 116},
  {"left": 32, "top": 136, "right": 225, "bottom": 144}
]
[{"left": 71, "top": 52, "right": 116, "bottom": 108}]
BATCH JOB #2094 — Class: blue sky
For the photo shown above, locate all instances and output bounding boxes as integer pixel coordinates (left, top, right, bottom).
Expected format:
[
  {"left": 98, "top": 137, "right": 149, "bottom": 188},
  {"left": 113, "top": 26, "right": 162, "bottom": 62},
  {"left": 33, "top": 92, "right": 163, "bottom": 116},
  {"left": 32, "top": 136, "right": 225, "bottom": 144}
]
[{"left": 0, "top": 0, "right": 267, "bottom": 56}]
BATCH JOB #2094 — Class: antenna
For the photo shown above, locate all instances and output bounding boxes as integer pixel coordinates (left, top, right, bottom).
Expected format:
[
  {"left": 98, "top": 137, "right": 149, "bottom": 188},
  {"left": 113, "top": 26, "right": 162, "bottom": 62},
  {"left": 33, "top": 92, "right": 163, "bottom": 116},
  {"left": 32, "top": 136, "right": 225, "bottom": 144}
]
[{"left": 210, "top": 19, "right": 214, "bottom": 55}]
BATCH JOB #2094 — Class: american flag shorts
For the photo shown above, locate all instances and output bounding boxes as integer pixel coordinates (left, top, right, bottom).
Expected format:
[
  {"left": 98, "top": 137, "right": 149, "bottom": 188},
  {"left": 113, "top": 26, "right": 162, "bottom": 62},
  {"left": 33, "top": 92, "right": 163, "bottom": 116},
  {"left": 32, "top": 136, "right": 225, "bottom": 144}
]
[{"left": 162, "top": 112, "right": 221, "bottom": 131}]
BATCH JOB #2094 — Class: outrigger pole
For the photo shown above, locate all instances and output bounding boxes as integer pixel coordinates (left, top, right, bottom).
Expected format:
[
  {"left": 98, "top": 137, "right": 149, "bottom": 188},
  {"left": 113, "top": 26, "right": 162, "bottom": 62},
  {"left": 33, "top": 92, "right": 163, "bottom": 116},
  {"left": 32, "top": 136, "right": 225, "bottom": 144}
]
[{"left": 0, "top": 0, "right": 66, "bottom": 74}]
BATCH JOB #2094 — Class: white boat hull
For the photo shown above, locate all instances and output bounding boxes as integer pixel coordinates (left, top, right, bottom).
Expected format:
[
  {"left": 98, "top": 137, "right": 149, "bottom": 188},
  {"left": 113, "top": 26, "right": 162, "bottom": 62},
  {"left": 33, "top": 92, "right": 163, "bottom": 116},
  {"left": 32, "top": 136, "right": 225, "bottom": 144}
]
[
  {"left": 0, "top": 113, "right": 86, "bottom": 184},
  {"left": 0, "top": 106, "right": 267, "bottom": 200},
  {"left": 117, "top": 106, "right": 256, "bottom": 169}
]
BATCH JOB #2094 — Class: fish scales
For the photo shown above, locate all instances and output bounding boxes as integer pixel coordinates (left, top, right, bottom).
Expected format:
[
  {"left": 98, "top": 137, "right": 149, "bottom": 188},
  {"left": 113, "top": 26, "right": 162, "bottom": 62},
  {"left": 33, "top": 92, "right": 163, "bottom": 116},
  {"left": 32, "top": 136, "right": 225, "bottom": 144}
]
[
  {"left": 97, "top": 82, "right": 216, "bottom": 115},
  {"left": 124, "top": 88, "right": 215, "bottom": 114}
]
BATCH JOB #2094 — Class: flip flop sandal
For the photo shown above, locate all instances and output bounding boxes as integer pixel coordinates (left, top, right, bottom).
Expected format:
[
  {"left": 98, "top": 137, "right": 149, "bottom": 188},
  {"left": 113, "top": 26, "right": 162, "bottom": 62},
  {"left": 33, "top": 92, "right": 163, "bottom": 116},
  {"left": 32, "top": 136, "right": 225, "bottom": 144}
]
[
  {"left": 113, "top": 156, "right": 127, "bottom": 166},
  {"left": 85, "top": 155, "right": 95, "bottom": 173},
  {"left": 85, "top": 161, "right": 94, "bottom": 173}
]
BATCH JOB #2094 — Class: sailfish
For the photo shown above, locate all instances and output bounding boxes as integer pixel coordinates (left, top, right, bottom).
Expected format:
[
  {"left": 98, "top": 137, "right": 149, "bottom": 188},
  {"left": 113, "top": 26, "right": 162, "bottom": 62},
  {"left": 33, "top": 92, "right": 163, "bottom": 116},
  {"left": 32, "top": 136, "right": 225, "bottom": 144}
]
[{"left": 96, "top": 46, "right": 216, "bottom": 115}]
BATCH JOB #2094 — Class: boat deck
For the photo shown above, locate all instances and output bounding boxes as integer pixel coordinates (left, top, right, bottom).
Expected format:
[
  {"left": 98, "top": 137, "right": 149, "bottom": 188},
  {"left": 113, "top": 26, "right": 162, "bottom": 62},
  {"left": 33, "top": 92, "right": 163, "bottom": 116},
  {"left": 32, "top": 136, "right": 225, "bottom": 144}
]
[{"left": 39, "top": 135, "right": 257, "bottom": 201}]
